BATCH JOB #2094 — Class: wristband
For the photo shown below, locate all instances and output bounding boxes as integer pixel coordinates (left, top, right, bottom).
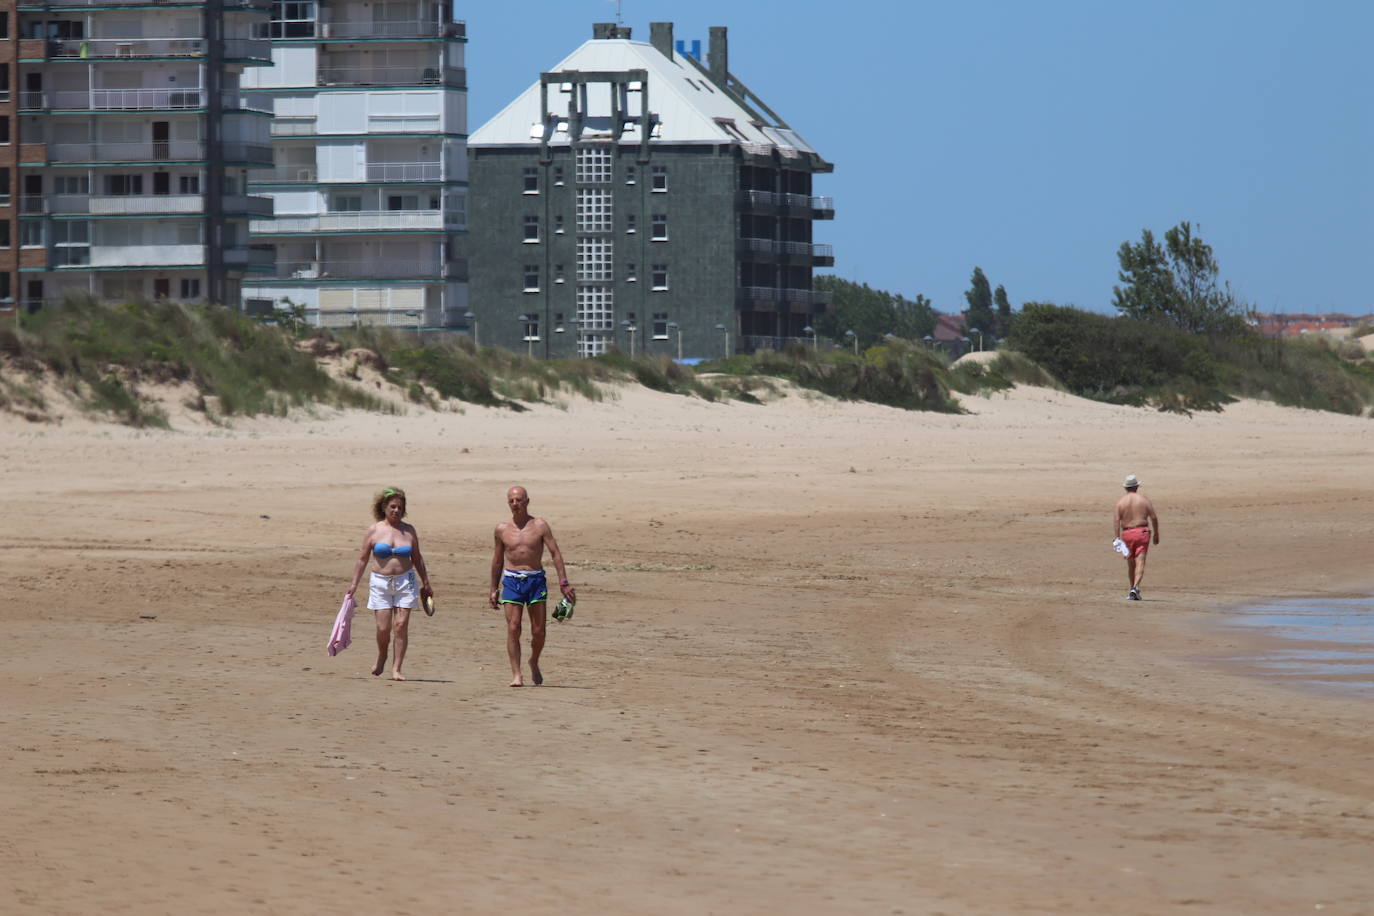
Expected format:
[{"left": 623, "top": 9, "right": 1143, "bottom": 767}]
[{"left": 560, "top": 579, "right": 570, "bottom": 587}]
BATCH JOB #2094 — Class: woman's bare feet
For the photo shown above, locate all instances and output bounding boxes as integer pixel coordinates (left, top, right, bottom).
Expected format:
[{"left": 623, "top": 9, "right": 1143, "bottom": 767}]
[
  {"left": 509, "top": 674, "right": 523, "bottom": 687},
  {"left": 391, "top": 670, "right": 407, "bottom": 681},
  {"left": 372, "top": 656, "right": 386, "bottom": 677},
  {"left": 530, "top": 661, "right": 543, "bottom": 686}
]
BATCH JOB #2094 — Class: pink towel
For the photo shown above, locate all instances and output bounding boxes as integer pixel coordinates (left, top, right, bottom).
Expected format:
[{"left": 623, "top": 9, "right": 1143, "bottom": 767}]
[{"left": 327, "top": 593, "right": 357, "bottom": 657}]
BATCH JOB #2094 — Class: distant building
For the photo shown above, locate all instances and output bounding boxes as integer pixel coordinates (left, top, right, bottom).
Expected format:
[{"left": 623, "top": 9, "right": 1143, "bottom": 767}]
[
  {"left": 6, "top": 0, "right": 276, "bottom": 310},
  {"left": 241, "top": 0, "right": 468, "bottom": 328},
  {"left": 466, "top": 21, "right": 833, "bottom": 359},
  {"left": 1250, "top": 312, "right": 1374, "bottom": 338}
]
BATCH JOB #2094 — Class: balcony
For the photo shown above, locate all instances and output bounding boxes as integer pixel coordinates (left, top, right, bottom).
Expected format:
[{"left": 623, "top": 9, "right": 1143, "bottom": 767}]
[
  {"left": 83, "top": 244, "right": 206, "bottom": 268},
  {"left": 318, "top": 19, "right": 466, "bottom": 40},
  {"left": 736, "top": 190, "right": 836, "bottom": 219},
  {"left": 267, "top": 259, "right": 454, "bottom": 280},
  {"left": 269, "top": 117, "right": 318, "bottom": 137},
  {"left": 736, "top": 238, "right": 836, "bottom": 266},
  {"left": 34, "top": 88, "right": 256, "bottom": 111},
  {"left": 41, "top": 193, "right": 270, "bottom": 216},
  {"left": 35, "top": 37, "right": 268, "bottom": 61},
  {"left": 42, "top": 140, "right": 272, "bottom": 164},
  {"left": 737, "top": 287, "right": 834, "bottom": 309},
  {"left": 365, "top": 161, "right": 442, "bottom": 182},
  {"left": 253, "top": 165, "right": 319, "bottom": 183},
  {"left": 317, "top": 66, "right": 466, "bottom": 88},
  {"left": 223, "top": 247, "right": 276, "bottom": 269},
  {"left": 251, "top": 210, "right": 445, "bottom": 233},
  {"left": 28, "top": 0, "right": 271, "bottom": 7}
]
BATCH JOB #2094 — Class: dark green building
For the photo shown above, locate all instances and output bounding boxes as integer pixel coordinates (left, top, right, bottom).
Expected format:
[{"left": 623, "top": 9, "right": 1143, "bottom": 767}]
[{"left": 466, "top": 21, "right": 832, "bottom": 359}]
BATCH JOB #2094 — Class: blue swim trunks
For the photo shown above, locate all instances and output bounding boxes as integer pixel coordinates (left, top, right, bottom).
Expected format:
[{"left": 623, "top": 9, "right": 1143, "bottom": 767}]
[{"left": 501, "top": 569, "right": 548, "bottom": 606}]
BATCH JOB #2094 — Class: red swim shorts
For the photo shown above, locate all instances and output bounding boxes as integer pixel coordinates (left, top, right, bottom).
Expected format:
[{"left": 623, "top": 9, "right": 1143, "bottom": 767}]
[{"left": 1121, "top": 527, "right": 1150, "bottom": 558}]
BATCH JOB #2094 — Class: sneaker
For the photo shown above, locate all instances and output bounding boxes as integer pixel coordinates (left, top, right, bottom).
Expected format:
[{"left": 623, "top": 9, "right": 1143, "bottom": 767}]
[{"left": 1128, "top": 587, "right": 1141, "bottom": 601}]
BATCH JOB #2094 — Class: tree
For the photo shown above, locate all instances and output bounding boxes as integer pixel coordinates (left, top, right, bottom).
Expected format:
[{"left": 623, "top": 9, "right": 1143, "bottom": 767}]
[
  {"left": 814, "top": 276, "right": 936, "bottom": 348},
  {"left": 962, "top": 267, "right": 997, "bottom": 343},
  {"left": 1112, "top": 222, "right": 1246, "bottom": 336},
  {"left": 994, "top": 284, "right": 1014, "bottom": 337}
]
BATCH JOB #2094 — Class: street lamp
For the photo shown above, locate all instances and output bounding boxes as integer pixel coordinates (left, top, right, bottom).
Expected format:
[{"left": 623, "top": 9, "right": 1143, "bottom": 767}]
[
  {"left": 802, "top": 325, "right": 816, "bottom": 350},
  {"left": 960, "top": 335, "right": 970, "bottom": 357},
  {"left": 667, "top": 320, "right": 682, "bottom": 360},
  {"left": 714, "top": 322, "right": 730, "bottom": 359},
  {"left": 922, "top": 334, "right": 934, "bottom": 348},
  {"left": 621, "top": 318, "right": 638, "bottom": 358},
  {"left": 463, "top": 309, "right": 478, "bottom": 347},
  {"left": 969, "top": 326, "right": 983, "bottom": 351},
  {"left": 845, "top": 329, "right": 858, "bottom": 355},
  {"left": 517, "top": 313, "right": 534, "bottom": 358}
]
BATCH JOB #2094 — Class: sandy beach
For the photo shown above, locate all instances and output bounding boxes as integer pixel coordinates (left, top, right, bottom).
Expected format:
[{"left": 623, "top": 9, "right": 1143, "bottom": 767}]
[{"left": 3, "top": 381, "right": 1373, "bottom": 914}]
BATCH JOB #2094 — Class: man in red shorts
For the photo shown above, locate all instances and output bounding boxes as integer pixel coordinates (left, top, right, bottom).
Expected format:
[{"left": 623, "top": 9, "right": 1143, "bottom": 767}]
[{"left": 1114, "top": 474, "right": 1160, "bottom": 600}]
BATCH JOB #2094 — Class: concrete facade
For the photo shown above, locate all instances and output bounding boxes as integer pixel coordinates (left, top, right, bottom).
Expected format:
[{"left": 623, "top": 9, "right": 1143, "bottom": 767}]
[
  {"left": 466, "top": 21, "right": 832, "bottom": 360},
  {"left": 240, "top": 0, "right": 467, "bottom": 330}
]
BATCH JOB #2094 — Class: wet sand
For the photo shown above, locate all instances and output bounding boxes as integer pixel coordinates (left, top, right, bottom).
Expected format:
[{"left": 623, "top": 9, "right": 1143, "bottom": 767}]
[{"left": 3, "top": 383, "right": 1373, "bottom": 914}]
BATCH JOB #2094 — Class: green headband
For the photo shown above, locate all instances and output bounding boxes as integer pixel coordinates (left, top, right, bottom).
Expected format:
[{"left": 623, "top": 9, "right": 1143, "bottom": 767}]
[{"left": 382, "top": 488, "right": 401, "bottom": 498}]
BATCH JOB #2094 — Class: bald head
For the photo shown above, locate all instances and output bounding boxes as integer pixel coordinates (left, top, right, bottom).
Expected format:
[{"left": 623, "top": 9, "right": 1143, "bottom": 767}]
[{"left": 506, "top": 486, "right": 530, "bottom": 517}]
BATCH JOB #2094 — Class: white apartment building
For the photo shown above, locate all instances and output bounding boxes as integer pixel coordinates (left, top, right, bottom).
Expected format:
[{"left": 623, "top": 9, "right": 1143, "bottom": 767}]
[
  {"left": 16, "top": 0, "right": 276, "bottom": 307},
  {"left": 240, "top": 0, "right": 467, "bottom": 328}
]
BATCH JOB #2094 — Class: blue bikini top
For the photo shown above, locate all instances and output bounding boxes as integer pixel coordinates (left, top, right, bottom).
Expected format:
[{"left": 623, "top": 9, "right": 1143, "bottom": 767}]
[{"left": 372, "top": 542, "right": 413, "bottom": 559}]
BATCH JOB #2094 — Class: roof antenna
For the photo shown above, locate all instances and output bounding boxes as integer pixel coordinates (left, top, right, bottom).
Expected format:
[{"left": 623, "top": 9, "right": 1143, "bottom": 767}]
[{"left": 614, "top": 0, "right": 624, "bottom": 26}]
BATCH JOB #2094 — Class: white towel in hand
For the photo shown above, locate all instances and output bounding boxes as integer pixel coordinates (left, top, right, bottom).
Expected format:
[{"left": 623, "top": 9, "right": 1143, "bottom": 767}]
[{"left": 1111, "top": 538, "right": 1130, "bottom": 557}]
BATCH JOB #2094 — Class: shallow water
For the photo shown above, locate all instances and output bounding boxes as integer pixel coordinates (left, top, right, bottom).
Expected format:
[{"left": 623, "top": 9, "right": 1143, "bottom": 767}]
[{"left": 1216, "top": 596, "right": 1374, "bottom": 698}]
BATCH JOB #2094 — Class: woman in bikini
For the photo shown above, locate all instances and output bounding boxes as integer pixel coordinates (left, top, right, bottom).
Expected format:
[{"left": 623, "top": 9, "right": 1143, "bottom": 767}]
[{"left": 346, "top": 487, "right": 433, "bottom": 680}]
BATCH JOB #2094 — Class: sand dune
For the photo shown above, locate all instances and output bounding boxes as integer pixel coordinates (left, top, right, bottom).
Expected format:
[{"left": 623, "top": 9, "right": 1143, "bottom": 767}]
[{"left": 3, "top": 383, "right": 1372, "bottom": 914}]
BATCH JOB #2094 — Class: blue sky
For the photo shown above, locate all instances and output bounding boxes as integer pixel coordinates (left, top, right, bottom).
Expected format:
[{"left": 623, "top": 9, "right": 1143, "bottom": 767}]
[{"left": 464, "top": 1, "right": 1372, "bottom": 316}]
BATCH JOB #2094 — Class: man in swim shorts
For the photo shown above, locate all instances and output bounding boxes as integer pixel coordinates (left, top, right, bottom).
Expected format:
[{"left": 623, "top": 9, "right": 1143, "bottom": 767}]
[
  {"left": 489, "top": 486, "right": 576, "bottom": 686},
  {"left": 1114, "top": 474, "right": 1160, "bottom": 601}
]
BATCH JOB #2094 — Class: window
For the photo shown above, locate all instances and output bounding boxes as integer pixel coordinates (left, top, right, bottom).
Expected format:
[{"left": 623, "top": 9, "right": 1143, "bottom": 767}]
[
  {"left": 575, "top": 189, "right": 611, "bottom": 231},
  {"left": 522, "top": 315, "right": 539, "bottom": 341},
  {"left": 523, "top": 215, "right": 540, "bottom": 242},
  {"left": 522, "top": 264, "right": 540, "bottom": 292},
  {"left": 523, "top": 167, "right": 539, "bottom": 194},
  {"left": 0, "top": 70, "right": 8, "bottom": 104},
  {"left": 0, "top": 172, "right": 8, "bottom": 206},
  {"left": 105, "top": 174, "right": 143, "bottom": 196},
  {"left": 554, "top": 214, "right": 564, "bottom": 234},
  {"left": 625, "top": 213, "right": 636, "bottom": 234},
  {"left": 651, "top": 214, "right": 668, "bottom": 240},
  {"left": 0, "top": 273, "right": 9, "bottom": 302},
  {"left": 153, "top": 173, "right": 170, "bottom": 195},
  {"left": 651, "top": 263, "right": 668, "bottom": 290},
  {"left": 715, "top": 118, "right": 749, "bottom": 141},
  {"left": 54, "top": 175, "right": 89, "bottom": 195},
  {"left": 20, "top": 220, "right": 43, "bottom": 247},
  {"left": 387, "top": 195, "right": 419, "bottom": 211},
  {"left": 270, "top": 0, "right": 316, "bottom": 38},
  {"left": 51, "top": 221, "right": 89, "bottom": 245},
  {"left": 576, "top": 238, "right": 613, "bottom": 281},
  {"left": 179, "top": 175, "right": 200, "bottom": 194},
  {"left": 0, "top": 222, "right": 9, "bottom": 248},
  {"left": 177, "top": 223, "right": 201, "bottom": 245},
  {"left": 180, "top": 278, "right": 201, "bottom": 299},
  {"left": 576, "top": 285, "right": 613, "bottom": 356},
  {"left": 333, "top": 195, "right": 361, "bottom": 212},
  {"left": 0, "top": 13, "right": 8, "bottom": 39},
  {"left": 554, "top": 263, "right": 565, "bottom": 284},
  {"left": 0, "top": 117, "right": 9, "bottom": 145},
  {"left": 653, "top": 312, "right": 669, "bottom": 339},
  {"left": 574, "top": 145, "right": 612, "bottom": 183},
  {"left": 625, "top": 164, "right": 636, "bottom": 185},
  {"left": 651, "top": 165, "right": 668, "bottom": 192},
  {"left": 553, "top": 166, "right": 565, "bottom": 186},
  {"left": 625, "top": 262, "right": 636, "bottom": 282}
]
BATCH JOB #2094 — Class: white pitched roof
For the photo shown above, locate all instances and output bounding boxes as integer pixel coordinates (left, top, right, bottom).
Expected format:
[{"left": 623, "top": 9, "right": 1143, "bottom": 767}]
[{"left": 471, "top": 38, "right": 819, "bottom": 155}]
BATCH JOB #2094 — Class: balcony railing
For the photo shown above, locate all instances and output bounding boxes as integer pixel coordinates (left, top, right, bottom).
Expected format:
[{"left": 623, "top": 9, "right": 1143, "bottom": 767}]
[
  {"left": 252, "top": 210, "right": 445, "bottom": 233},
  {"left": 269, "top": 259, "right": 451, "bottom": 280},
  {"left": 35, "top": 88, "right": 262, "bottom": 111},
  {"left": 365, "top": 161, "right": 442, "bottom": 181},
  {"left": 40, "top": 37, "right": 270, "bottom": 60},
  {"left": 319, "top": 19, "right": 466, "bottom": 39},
  {"left": 34, "top": 0, "right": 271, "bottom": 7},
  {"left": 738, "top": 238, "right": 831, "bottom": 258},
  {"left": 44, "top": 139, "right": 271, "bottom": 164},
  {"left": 223, "top": 247, "right": 276, "bottom": 268},
  {"left": 254, "top": 165, "right": 319, "bottom": 183},
  {"left": 317, "top": 66, "right": 465, "bottom": 88},
  {"left": 269, "top": 117, "right": 318, "bottom": 137},
  {"left": 737, "top": 286, "right": 834, "bottom": 306}
]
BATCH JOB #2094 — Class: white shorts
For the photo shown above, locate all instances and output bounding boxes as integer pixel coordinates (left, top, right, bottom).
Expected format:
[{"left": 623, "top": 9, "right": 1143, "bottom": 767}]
[{"left": 368, "top": 570, "right": 419, "bottom": 610}]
